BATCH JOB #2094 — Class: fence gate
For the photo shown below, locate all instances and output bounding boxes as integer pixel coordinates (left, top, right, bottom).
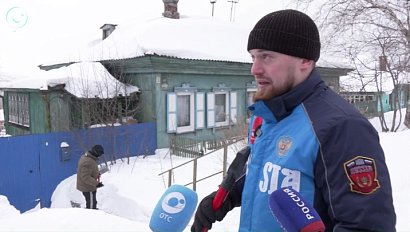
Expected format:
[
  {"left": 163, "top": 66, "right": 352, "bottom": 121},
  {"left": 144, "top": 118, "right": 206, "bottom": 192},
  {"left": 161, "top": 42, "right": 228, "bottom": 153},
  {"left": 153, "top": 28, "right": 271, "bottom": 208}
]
[
  {"left": 0, "top": 122, "right": 157, "bottom": 212},
  {"left": 0, "top": 135, "right": 42, "bottom": 211}
]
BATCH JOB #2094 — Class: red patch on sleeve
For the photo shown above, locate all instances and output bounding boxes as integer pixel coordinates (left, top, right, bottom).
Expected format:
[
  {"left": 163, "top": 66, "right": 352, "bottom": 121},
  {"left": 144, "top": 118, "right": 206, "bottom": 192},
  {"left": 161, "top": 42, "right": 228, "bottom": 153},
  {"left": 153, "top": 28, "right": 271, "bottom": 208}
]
[{"left": 344, "top": 156, "right": 380, "bottom": 194}]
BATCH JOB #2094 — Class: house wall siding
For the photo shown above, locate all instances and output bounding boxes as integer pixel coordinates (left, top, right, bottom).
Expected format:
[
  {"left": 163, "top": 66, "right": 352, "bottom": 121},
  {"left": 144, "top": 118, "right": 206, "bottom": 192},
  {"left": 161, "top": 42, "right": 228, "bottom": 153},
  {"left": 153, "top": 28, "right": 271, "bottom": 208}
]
[
  {"left": 49, "top": 92, "right": 71, "bottom": 131},
  {"left": 157, "top": 73, "right": 253, "bottom": 147},
  {"left": 3, "top": 91, "right": 48, "bottom": 135}
]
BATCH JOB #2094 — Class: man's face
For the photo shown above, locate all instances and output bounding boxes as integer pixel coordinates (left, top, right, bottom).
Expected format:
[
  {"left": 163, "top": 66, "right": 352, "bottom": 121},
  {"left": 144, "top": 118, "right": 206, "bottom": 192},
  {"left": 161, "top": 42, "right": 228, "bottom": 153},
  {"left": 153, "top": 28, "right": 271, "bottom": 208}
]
[{"left": 249, "top": 49, "right": 301, "bottom": 101}]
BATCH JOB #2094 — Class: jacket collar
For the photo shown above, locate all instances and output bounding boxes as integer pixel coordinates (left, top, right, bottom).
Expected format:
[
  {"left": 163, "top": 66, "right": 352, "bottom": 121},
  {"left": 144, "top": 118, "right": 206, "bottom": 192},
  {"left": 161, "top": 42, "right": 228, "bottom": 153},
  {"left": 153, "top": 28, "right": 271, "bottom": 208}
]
[
  {"left": 85, "top": 151, "right": 98, "bottom": 160},
  {"left": 250, "top": 69, "right": 323, "bottom": 122}
]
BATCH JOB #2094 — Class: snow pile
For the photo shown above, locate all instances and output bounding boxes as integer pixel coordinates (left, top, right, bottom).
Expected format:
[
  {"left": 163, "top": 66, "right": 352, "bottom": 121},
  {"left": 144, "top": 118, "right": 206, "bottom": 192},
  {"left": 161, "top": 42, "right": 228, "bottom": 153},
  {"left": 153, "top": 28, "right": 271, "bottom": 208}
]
[{"left": 0, "top": 196, "right": 20, "bottom": 219}]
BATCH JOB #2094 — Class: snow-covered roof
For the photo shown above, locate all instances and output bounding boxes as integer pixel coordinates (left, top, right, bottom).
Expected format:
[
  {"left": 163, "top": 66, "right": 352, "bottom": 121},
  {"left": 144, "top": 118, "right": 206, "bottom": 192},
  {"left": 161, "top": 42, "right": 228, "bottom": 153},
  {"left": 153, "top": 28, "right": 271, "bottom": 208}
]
[
  {"left": 40, "top": 15, "right": 349, "bottom": 69},
  {"left": 41, "top": 16, "right": 252, "bottom": 65},
  {"left": 4, "top": 62, "right": 139, "bottom": 99},
  {"left": 2, "top": 14, "right": 352, "bottom": 96}
]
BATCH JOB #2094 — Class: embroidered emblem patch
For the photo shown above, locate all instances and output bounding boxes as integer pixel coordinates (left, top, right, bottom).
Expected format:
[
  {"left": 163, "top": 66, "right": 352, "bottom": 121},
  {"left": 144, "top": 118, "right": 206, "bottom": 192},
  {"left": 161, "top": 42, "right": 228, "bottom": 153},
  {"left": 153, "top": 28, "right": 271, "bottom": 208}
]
[
  {"left": 277, "top": 136, "right": 293, "bottom": 157},
  {"left": 344, "top": 156, "right": 380, "bottom": 194}
]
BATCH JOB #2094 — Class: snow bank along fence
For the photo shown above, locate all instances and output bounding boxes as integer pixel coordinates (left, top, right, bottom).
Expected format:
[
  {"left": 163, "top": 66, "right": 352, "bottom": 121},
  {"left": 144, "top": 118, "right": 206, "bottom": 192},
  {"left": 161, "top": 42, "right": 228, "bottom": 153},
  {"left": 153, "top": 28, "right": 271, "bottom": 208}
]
[
  {"left": 0, "top": 122, "right": 156, "bottom": 213},
  {"left": 161, "top": 135, "right": 247, "bottom": 191}
]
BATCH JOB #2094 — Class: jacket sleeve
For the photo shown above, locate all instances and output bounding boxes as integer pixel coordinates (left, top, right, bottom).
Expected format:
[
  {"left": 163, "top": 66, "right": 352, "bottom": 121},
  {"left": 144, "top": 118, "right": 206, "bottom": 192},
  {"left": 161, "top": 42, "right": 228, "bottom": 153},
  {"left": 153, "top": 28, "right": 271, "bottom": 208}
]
[{"left": 315, "top": 116, "right": 396, "bottom": 232}]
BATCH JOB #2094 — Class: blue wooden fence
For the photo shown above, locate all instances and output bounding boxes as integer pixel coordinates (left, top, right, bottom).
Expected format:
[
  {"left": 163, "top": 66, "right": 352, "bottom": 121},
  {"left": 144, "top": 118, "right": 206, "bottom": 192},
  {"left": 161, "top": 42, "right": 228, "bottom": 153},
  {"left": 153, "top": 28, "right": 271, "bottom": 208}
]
[{"left": 0, "top": 123, "right": 156, "bottom": 212}]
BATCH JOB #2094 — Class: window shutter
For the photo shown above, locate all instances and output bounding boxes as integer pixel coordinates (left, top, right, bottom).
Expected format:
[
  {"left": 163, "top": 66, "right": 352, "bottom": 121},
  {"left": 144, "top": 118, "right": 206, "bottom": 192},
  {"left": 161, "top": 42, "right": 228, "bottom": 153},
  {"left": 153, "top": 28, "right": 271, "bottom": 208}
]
[
  {"left": 196, "top": 92, "right": 205, "bottom": 129},
  {"left": 230, "top": 91, "right": 237, "bottom": 124},
  {"left": 167, "top": 92, "right": 177, "bottom": 133},
  {"left": 207, "top": 92, "right": 215, "bottom": 128}
]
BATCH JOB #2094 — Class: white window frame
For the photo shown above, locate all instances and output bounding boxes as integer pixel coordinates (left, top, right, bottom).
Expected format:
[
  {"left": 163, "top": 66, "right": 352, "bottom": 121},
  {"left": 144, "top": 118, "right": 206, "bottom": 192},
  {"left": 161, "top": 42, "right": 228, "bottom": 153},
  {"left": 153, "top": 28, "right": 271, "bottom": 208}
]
[
  {"left": 206, "top": 92, "right": 215, "bottom": 128},
  {"left": 166, "top": 92, "right": 177, "bottom": 133},
  {"left": 230, "top": 91, "right": 237, "bottom": 124},
  {"left": 214, "top": 91, "right": 230, "bottom": 127},
  {"left": 167, "top": 84, "right": 199, "bottom": 134},
  {"left": 207, "top": 84, "right": 237, "bottom": 128},
  {"left": 176, "top": 92, "right": 195, "bottom": 133},
  {"left": 196, "top": 92, "right": 205, "bottom": 129}
]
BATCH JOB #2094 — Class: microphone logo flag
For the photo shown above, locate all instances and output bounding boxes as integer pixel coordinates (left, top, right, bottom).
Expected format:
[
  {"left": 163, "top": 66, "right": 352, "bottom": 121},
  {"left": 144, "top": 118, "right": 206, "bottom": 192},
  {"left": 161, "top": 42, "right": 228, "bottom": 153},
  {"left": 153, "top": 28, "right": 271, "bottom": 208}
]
[
  {"left": 149, "top": 184, "right": 198, "bottom": 232},
  {"left": 162, "top": 191, "right": 186, "bottom": 214}
]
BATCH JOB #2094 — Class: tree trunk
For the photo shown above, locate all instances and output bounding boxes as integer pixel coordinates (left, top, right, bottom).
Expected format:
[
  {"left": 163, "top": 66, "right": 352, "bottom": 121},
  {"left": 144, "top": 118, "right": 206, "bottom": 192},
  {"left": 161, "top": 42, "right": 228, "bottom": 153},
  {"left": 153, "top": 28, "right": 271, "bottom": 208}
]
[{"left": 404, "top": 89, "right": 410, "bottom": 128}]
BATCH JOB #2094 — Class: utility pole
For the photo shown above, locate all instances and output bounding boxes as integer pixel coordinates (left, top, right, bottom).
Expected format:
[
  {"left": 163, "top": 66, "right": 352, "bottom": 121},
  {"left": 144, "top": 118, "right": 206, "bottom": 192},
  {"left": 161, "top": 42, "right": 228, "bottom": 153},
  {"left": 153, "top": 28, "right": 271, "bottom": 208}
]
[
  {"left": 227, "top": 0, "right": 238, "bottom": 22},
  {"left": 210, "top": 0, "right": 217, "bottom": 17}
]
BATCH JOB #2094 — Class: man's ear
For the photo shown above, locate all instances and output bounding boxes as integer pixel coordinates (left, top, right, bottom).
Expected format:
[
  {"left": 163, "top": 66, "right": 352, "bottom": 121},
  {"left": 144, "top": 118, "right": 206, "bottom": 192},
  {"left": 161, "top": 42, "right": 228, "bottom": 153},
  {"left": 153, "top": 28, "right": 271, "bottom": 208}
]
[{"left": 300, "top": 58, "right": 315, "bottom": 71}]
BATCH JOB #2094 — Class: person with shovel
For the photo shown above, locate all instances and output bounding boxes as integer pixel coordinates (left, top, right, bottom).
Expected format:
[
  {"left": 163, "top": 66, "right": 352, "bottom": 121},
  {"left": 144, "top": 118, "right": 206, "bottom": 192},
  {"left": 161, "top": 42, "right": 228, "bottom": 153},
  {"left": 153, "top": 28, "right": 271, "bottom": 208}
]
[{"left": 76, "top": 144, "right": 105, "bottom": 209}]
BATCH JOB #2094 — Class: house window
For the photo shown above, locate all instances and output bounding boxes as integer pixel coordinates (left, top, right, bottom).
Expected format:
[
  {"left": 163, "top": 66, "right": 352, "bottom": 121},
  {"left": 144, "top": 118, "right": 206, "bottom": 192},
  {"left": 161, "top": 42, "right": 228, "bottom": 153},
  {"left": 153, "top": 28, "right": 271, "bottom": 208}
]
[
  {"left": 177, "top": 95, "right": 191, "bottom": 127},
  {"left": 8, "top": 92, "right": 30, "bottom": 127},
  {"left": 207, "top": 84, "right": 237, "bottom": 128},
  {"left": 215, "top": 93, "right": 227, "bottom": 123},
  {"left": 175, "top": 92, "right": 195, "bottom": 133},
  {"left": 167, "top": 83, "right": 203, "bottom": 134},
  {"left": 167, "top": 83, "right": 237, "bottom": 133}
]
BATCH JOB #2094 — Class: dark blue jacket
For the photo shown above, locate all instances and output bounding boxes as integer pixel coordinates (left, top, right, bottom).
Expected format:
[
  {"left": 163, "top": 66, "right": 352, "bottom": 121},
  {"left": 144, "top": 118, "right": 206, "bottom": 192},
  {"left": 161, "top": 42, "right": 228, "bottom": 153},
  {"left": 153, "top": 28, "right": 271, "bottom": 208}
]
[{"left": 238, "top": 69, "right": 396, "bottom": 232}]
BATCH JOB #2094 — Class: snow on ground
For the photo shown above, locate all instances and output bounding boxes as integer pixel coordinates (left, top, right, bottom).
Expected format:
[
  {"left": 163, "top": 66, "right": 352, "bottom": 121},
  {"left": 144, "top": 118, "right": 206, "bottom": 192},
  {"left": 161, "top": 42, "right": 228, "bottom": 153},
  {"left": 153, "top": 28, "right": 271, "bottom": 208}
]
[{"left": 0, "top": 115, "right": 409, "bottom": 232}]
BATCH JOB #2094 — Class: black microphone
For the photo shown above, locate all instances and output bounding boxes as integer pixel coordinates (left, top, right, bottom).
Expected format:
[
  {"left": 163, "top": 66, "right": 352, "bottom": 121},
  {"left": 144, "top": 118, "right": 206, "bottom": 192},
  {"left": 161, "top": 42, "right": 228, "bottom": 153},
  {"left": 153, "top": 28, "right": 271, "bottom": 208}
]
[{"left": 268, "top": 187, "right": 325, "bottom": 232}]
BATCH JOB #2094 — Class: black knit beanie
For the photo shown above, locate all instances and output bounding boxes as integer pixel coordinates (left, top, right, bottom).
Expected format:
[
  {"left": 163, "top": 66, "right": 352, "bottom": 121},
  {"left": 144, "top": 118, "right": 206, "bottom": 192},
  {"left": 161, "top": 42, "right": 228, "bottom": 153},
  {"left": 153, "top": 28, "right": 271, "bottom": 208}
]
[
  {"left": 247, "top": 9, "right": 321, "bottom": 62},
  {"left": 91, "top": 144, "right": 104, "bottom": 157}
]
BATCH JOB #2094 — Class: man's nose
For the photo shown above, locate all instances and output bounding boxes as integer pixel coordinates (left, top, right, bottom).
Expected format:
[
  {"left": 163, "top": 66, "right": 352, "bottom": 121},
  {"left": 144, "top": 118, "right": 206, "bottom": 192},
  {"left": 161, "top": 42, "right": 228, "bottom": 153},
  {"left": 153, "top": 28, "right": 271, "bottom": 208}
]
[{"left": 251, "top": 60, "right": 263, "bottom": 76}]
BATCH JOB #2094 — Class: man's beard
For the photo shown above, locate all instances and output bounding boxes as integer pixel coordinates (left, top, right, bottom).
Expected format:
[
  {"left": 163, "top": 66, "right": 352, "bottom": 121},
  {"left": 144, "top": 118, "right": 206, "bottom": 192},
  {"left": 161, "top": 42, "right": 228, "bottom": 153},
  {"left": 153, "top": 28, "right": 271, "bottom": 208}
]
[{"left": 253, "top": 83, "right": 292, "bottom": 101}]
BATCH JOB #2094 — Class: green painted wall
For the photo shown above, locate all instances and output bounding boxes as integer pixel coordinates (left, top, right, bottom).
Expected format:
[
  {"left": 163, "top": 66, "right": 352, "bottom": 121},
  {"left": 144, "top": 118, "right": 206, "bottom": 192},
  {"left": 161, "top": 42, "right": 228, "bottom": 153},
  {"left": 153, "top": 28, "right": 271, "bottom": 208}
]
[
  {"left": 377, "top": 92, "right": 391, "bottom": 113},
  {"left": 3, "top": 90, "right": 48, "bottom": 135},
  {"left": 3, "top": 89, "right": 80, "bottom": 135},
  {"left": 104, "top": 56, "right": 255, "bottom": 148},
  {"left": 30, "top": 92, "right": 48, "bottom": 133},
  {"left": 125, "top": 72, "right": 156, "bottom": 123},
  {"left": 49, "top": 92, "right": 71, "bottom": 131}
]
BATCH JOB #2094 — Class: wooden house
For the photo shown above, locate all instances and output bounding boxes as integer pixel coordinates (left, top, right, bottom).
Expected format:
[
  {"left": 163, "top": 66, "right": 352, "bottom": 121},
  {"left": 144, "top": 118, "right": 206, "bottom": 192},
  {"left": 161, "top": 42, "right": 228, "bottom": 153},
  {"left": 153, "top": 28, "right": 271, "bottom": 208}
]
[
  {"left": 1, "top": 62, "right": 140, "bottom": 135},
  {"left": 1, "top": 3, "right": 351, "bottom": 148},
  {"left": 33, "top": 55, "right": 348, "bottom": 148}
]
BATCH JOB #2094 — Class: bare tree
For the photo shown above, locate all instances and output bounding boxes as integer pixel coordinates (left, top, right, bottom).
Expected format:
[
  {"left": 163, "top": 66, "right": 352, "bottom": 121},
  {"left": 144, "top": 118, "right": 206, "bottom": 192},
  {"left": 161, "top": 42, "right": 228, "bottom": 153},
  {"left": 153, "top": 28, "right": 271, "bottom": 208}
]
[
  {"left": 63, "top": 62, "right": 140, "bottom": 128},
  {"left": 296, "top": 0, "right": 410, "bottom": 131},
  {"left": 59, "top": 61, "right": 141, "bottom": 163}
]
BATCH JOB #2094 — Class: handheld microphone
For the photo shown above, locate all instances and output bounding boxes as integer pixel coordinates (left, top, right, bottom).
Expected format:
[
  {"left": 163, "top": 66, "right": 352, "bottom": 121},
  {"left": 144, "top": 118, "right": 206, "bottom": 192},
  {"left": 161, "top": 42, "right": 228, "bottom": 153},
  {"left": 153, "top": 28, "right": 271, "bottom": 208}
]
[
  {"left": 149, "top": 184, "right": 198, "bottom": 232},
  {"left": 268, "top": 187, "right": 325, "bottom": 232}
]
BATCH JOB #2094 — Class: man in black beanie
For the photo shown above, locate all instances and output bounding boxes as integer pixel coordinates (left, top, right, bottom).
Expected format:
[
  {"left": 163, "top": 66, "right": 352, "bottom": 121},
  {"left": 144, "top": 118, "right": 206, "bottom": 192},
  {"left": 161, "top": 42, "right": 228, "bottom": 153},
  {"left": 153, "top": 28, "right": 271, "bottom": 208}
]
[
  {"left": 192, "top": 10, "right": 396, "bottom": 232},
  {"left": 76, "top": 144, "right": 105, "bottom": 209}
]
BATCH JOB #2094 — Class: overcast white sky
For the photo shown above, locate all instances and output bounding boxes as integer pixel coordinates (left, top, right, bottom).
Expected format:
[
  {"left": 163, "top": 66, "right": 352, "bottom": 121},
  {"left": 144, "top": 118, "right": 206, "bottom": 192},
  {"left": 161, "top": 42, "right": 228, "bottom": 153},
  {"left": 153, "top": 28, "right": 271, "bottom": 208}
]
[{"left": 0, "top": 0, "right": 300, "bottom": 75}]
